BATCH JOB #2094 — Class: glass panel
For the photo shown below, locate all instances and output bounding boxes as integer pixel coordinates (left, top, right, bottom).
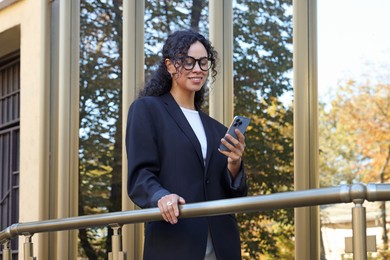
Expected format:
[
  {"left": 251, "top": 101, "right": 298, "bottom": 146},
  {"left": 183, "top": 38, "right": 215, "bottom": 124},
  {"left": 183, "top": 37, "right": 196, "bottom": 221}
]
[
  {"left": 144, "top": 1, "right": 210, "bottom": 78},
  {"left": 318, "top": 0, "right": 390, "bottom": 259},
  {"left": 232, "top": 1, "right": 294, "bottom": 259},
  {"left": 144, "top": 0, "right": 210, "bottom": 108},
  {"left": 79, "top": 0, "right": 123, "bottom": 257}
]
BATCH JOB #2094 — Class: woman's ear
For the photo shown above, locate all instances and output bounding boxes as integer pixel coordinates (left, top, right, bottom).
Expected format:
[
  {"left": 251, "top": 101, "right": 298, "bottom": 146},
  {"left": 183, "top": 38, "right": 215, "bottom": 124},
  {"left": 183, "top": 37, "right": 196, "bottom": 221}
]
[{"left": 165, "top": 58, "right": 175, "bottom": 76}]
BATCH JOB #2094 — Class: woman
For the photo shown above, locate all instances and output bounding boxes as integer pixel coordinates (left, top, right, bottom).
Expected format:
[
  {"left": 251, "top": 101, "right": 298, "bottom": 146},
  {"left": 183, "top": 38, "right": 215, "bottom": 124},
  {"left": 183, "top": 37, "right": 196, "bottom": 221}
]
[{"left": 126, "top": 29, "right": 248, "bottom": 260}]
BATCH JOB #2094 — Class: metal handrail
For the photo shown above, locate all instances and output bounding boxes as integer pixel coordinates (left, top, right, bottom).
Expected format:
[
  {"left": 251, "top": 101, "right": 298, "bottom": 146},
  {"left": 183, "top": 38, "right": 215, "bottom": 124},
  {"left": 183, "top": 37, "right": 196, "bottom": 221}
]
[{"left": 1, "top": 183, "right": 390, "bottom": 259}]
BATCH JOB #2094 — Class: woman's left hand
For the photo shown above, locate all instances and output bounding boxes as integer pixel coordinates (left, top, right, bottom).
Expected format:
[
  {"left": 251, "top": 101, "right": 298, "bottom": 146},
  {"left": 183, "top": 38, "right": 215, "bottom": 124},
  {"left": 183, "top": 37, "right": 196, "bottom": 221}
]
[{"left": 219, "top": 128, "right": 246, "bottom": 178}]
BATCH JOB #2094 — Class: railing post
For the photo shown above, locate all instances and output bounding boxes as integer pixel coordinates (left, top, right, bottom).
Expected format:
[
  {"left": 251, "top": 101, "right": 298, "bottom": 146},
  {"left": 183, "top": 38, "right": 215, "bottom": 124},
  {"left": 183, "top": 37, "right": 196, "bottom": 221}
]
[
  {"left": 23, "top": 234, "right": 36, "bottom": 260},
  {"left": 352, "top": 199, "right": 367, "bottom": 260},
  {"left": 108, "top": 224, "right": 126, "bottom": 260},
  {"left": 2, "top": 241, "right": 12, "bottom": 260}
]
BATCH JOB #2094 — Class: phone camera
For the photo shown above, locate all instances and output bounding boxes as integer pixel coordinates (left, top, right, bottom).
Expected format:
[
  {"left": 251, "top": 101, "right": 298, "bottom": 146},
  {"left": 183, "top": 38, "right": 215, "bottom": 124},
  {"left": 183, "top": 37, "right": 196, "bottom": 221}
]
[{"left": 233, "top": 118, "right": 242, "bottom": 127}]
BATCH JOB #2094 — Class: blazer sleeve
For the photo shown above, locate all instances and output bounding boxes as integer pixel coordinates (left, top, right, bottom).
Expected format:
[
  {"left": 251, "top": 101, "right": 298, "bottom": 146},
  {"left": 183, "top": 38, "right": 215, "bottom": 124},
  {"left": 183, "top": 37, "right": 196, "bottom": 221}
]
[
  {"left": 225, "top": 161, "right": 248, "bottom": 197},
  {"left": 126, "top": 99, "right": 170, "bottom": 208}
]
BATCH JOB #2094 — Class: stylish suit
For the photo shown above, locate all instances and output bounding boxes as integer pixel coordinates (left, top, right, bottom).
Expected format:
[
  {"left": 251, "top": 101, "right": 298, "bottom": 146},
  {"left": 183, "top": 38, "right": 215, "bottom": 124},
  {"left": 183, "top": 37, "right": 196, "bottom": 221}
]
[{"left": 126, "top": 93, "right": 248, "bottom": 260}]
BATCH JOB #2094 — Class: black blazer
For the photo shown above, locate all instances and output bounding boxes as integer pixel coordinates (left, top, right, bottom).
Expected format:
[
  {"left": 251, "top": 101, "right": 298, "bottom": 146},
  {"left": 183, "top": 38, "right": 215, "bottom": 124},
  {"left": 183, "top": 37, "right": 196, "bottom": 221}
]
[{"left": 126, "top": 93, "right": 248, "bottom": 260}]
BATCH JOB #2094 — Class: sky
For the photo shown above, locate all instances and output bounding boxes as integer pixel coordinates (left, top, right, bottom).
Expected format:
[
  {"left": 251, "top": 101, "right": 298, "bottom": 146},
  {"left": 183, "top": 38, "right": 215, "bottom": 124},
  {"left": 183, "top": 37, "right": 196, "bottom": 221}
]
[{"left": 317, "top": 0, "right": 390, "bottom": 101}]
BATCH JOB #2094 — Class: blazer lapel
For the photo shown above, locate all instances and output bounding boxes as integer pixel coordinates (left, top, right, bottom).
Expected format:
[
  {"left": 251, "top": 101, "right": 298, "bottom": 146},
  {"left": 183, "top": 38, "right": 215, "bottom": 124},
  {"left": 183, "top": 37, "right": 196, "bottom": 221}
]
[
  {"left": 160, "top": 93, "right": 204, "bottom": 166},
  {"left": 199, "top": 111, "right": 218, "bottom": 173}
]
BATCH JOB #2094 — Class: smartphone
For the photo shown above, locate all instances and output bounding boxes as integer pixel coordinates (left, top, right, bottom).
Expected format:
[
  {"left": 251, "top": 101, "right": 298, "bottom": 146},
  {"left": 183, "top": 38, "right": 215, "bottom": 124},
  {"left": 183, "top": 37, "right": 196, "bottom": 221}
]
[{"left": 219, "top": 116, "right": 250, "bottom": 152}]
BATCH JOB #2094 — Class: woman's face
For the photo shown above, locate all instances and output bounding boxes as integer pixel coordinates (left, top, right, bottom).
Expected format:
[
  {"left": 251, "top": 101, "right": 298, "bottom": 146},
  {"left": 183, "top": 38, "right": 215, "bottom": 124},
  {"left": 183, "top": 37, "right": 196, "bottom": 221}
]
[{"left": 169, "top": 41, "right": 209, "bottom": 95}]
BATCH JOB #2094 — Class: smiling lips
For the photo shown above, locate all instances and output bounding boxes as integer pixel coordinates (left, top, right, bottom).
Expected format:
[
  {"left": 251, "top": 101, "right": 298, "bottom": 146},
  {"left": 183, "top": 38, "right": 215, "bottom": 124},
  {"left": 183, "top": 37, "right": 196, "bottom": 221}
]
[{"left": 189, "top": 76, "right": 202, "bottom": 83}]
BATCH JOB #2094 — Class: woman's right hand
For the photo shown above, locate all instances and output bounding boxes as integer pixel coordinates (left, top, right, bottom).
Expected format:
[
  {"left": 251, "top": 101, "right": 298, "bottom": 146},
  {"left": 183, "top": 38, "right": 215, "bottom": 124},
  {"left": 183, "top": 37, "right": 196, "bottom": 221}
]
[{"left": 157, "top": 194, "right": 186, "bottom": 224}]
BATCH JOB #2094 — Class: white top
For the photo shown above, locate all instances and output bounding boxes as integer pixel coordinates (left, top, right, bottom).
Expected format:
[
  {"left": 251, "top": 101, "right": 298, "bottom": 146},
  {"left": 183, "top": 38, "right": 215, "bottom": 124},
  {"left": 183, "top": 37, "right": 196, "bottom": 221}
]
[
  {"left": 180, "top": 107, "right": 216, "bottom": 259},
  {"left": 180, "top": 107, "right": 207, "bottom": 164}
]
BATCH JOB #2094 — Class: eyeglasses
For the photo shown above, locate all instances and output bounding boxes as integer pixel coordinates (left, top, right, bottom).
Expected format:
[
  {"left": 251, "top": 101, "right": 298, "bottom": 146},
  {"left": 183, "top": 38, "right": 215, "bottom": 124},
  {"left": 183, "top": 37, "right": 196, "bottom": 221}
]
[{"left": 181, "top": 56, "right": 212, "bottom": 71}]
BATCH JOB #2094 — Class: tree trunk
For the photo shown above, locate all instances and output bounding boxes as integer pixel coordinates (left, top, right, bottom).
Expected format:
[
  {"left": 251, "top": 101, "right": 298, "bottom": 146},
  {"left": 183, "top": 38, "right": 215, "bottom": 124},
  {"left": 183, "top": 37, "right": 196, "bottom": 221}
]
[{"left": 191, "top": 0, "right": 207, "bottom": 31}]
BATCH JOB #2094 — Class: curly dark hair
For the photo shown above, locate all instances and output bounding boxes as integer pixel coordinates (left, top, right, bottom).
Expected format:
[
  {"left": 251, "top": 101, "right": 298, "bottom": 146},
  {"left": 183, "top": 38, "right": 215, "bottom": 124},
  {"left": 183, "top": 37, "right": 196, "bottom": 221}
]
[{"left": 138, "top": 29, "right": 218, "bottom": 110}]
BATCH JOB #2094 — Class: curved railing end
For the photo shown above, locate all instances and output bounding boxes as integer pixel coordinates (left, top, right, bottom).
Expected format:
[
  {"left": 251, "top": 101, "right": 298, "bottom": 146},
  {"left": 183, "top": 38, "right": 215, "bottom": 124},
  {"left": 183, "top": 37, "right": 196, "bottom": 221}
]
[{"left": 0, "top": 223, "right": 20, "bottom": 244}]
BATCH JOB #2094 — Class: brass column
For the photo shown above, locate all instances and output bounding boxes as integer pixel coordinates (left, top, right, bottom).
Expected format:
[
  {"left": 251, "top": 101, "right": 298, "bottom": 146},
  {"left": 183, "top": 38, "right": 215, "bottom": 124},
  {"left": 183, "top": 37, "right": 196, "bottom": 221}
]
[
  {"left": 293, "top": 0, "right": 319, "bottom": 259},
  {"left": 209, "top": 0, "right": 234, "bottom": 125},
  {"left": 122, "top": 1, "right": 145, "bottom": 260}
]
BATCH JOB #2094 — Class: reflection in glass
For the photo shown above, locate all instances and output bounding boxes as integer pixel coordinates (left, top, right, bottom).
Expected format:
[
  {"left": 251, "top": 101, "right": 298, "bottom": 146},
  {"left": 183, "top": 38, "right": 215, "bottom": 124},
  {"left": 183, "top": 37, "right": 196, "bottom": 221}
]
[
  {"left": 232, "top": 1, "right": 294, "bottom": 259},
  {"left": 79, "top": 0, "right": 123, "bottom": 258}
]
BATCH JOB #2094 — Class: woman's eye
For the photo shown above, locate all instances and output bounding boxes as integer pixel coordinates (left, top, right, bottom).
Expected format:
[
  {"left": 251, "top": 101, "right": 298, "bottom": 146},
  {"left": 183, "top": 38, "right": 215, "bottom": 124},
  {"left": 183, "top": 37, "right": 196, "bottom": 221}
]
[
  {"left": 184, "top": 59, "right": 194, "bottom": 66},
  {"left": 200, "top": 59, "right": 208, "bottom": 66}
]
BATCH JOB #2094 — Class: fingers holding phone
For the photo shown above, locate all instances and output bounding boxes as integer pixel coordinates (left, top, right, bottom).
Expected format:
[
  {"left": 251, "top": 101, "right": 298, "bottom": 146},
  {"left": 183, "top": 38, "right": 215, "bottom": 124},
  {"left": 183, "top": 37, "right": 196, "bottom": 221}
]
[
  {"left": 219, "top": 116, "right": 250, "bottom": 153},
  {"left": 220, "top": 128, "right": 245, "bottom": 157},
  {"left": 219, "top": 116, "right": 249, "bottom": 178},
  {"left": 219, "top": 116, "right": 250, "bottom": 171}
]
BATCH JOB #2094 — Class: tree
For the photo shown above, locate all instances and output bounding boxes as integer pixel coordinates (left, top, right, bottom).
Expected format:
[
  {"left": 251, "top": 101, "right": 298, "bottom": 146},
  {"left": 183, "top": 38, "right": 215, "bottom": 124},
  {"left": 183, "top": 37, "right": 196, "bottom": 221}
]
[
  {"left": 319, "top": 80, "right": 390, "bottom": 254},
  {"left": 320, "top": 81, "right": 390, "bottom": 185},
  {"left": 318, "top": 100, "right": 362, "bottom": 187}
]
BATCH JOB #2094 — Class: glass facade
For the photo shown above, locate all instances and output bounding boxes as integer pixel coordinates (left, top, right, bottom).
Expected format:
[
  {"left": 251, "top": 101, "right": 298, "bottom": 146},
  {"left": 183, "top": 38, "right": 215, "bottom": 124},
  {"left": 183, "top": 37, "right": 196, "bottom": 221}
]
[{"left": 78, "top": 0, "right": 295, "bottom": 258}]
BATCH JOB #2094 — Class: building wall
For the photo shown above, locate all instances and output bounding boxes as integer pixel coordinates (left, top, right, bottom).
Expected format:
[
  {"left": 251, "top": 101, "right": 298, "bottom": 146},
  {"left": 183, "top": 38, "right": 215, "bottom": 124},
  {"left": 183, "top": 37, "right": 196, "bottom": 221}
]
[{"left": 0, "top": 1, "right": 49, "bottom": 259}]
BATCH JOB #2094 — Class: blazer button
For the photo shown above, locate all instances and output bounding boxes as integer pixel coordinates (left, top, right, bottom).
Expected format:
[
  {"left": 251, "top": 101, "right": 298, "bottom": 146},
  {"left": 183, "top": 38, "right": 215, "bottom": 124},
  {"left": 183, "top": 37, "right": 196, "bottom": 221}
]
[{"left": 205, "top": 179, "right": 210, "bottom": 184}]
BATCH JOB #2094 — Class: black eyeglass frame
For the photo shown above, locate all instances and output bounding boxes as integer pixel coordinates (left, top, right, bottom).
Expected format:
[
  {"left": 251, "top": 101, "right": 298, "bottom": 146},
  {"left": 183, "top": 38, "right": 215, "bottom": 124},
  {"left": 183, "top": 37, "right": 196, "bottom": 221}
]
[{"left": 179, "top": 55, "right": 213, "bottom": 71}]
